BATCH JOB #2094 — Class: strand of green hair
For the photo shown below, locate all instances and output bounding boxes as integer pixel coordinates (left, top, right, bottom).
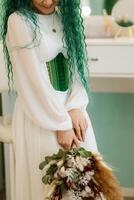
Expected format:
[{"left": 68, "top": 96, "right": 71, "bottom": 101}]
[
  {"left": 0, "top": 0, "right": 41, "bottom": 94},
  {"left": 59, "top": 0, "right": 92, "bottom": 95}
]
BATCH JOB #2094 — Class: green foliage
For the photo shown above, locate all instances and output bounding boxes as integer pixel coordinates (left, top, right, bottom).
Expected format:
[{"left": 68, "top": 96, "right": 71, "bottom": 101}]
[
  {"left": 104, "top": 0, "right": 118, "bottom": 15},
  {"left": 39, "top": 160, "right": 48, "bottom": 170},
  {"left": 42, "top": 175, "right": 52, "bottom": 184},
  {"left": 55, "top": 149, "right": 66, "bottom": 158},
  {"left": 47, "top": 164, "right": 58, "bottom": 176},
  {"left": 65, "top": 147, "right": 92, "bottom": 158},
  {"left": 116, "top": 19, "right": 134, "bottom": 27},
  {"left": 39, "top": 148, "right": 93, "bottom": 171},
  {"left": 59, "top": 182, "right": 68, "bottom": 194},
  {"left": 76, "top": 147, "right": 92, "bottom": 158}
]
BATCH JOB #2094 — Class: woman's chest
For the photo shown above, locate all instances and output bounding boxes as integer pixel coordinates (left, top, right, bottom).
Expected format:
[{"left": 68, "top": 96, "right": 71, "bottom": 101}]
[{"left": 36, "top": 15, "right": 67, "bottom": 62}]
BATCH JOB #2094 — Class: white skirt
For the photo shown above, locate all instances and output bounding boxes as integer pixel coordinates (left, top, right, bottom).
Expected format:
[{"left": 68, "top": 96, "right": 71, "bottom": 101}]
[{"left": 9, "top": 90, "right": 98, "bottom": 200}]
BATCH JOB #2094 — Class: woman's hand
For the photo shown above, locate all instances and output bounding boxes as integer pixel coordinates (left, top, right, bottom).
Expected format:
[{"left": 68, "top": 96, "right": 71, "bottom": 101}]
[
  {"left": 56, "top": 129, "right": 80, "bottom": 150},
  {"left": 68, "top": 109, "right": 88, "bottom": 142}
]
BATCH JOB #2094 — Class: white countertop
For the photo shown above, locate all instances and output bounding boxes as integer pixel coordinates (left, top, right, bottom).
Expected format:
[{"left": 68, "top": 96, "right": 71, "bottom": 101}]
[{"left": 86, "top": 37, "right": 134, "bottom": 46}]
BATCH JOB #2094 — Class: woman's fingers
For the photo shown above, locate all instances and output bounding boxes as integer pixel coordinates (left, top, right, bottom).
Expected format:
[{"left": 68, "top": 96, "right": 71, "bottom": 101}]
[
  {"left": 80, "top": 121, "right": 86, "bottom": 141},
  {"left": 73, "top": 134, "right": 81, "bottom": 148},
  {"left": 71, "top": 142, "right": 77, "bottom": 149},
  {"left": 74, "top": 117, "right": 88, "bottom": 142},
  {"left": 57, "top": 129, "right": 76, "bottom": 150},
  {"left": 85, "top": 117, "right": 89, "bottom": 129},
  {"left": 74, "top": 124, "right": 83, "bottom": 141}
]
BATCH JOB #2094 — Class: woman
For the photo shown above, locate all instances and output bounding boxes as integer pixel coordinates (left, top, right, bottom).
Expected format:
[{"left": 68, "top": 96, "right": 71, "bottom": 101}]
[{"left": 1, "top": 0, "right": 98, "bottom": 199}]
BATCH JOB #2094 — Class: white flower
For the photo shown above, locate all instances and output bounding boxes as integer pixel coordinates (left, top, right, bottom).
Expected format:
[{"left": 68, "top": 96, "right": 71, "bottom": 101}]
[
  {"left": 80, "top": 157, "right": 90, "bottom": 167},
  {"left": 67, "top": 157, "right": 76, "bottom": 167},
  {"left": 85, "top": 172, "right": 92, "bottom": 181},
  {"left": 79, "top": 176, "right": 88, "bottom": 185},
  {"left": 85, "top": 186, "right": 91, "bottom": 194},
  {"left": 75, "top": 157, "right": 83, "bottom": 171},
  {"left": 57, "top": 160, "right": 64, "bottom": 167},
  {"left": 75, "top": 156, "right": 80, "bottom": 163},
  {"left": 59, "top": 166, "right": 77, "bottom": 179},
  {"left": 59, "top": 166, "right": 67, "bottom": 178},
  {"left": 81, "top": 190, "right": 89, "bottom": 197},
  {"left": 75, "top": 156, "right": 90, "bottom": 171},
  {"left": 89, "top": 170, "right": 95, "bottom": 176},
  {"left": 77, "top": 163, "right": 84, "bottom": 172},
  {"left": 66, "top": 168, "right": 75, "bottom": 177}
]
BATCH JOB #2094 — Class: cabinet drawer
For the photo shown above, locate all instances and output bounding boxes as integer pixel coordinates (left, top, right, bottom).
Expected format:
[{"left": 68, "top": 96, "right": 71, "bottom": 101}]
[{"left": 87, "top": 45, "right": 134, "bottom": 77}]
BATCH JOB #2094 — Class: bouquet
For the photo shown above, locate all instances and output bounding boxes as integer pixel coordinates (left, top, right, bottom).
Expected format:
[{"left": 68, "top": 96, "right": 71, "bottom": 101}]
[{"left": 39, "top": 148, "right": 123, "bottom": 200}]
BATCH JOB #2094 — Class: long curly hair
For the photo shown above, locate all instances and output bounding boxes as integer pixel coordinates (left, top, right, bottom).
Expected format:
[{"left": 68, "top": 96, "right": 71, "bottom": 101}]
[{"left": 0, "top": 0, "right": 92, "bottom": 98}]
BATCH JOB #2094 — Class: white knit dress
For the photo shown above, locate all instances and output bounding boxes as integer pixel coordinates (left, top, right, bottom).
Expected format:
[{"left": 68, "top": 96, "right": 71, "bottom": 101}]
[{"left": 6, "top": 11, "right": 98, "bottom": 200}]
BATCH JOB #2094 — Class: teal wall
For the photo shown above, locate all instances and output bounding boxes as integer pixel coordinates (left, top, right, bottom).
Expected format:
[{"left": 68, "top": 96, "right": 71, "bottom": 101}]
[
  {"left": 90, "top": 0, "right": 105, "bottom": 15},
  {"left": 90, "top": 0, "right": 118, "bottom": 15},
  {"left": 88, "top": 93, "right": 134, "bottom": 187}
]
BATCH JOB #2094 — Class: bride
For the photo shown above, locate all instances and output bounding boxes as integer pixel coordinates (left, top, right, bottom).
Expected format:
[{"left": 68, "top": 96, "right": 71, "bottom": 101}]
[{"left": 1, "top": 0, "right": 98, "bottom": 199}]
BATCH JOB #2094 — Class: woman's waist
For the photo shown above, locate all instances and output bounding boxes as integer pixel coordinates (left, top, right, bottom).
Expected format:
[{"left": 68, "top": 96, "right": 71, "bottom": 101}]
[
  {"left": 54, "top": 89, "right": 69, "bottom": 105},
  {"left": 46, "top": 52, "right": 70, "bottom": 92}
]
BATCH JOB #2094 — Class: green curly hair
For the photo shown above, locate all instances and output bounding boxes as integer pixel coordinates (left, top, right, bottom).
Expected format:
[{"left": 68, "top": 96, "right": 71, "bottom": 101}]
[{"left": 0, "top": 0, "right": 92, "bottom": 98}]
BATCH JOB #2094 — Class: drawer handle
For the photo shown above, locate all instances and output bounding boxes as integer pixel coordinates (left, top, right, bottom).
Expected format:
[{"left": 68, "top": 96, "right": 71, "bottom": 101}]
[{"left": 90, "top": 58, "right": 99, "bottom": 62}]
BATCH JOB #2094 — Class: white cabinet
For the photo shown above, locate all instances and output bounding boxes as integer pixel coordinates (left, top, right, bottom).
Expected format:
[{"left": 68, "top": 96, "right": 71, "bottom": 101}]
[
  {"left": 1, "top": 39, "right": 134, "bottom": 93},
  {"left": 86, "top": 38, "right": 134, "bottom": 92},
  {"left": 88, "top": 45, "right": 134, "bottom": 77}
]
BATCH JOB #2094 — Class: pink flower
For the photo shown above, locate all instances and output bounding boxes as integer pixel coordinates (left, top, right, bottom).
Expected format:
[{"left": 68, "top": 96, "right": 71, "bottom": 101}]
[{"left": 66, "top": 180, "right": 74, "bottom": 189}]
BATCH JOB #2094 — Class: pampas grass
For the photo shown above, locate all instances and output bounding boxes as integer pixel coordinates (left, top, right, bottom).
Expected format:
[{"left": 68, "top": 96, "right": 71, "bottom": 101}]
[{"left": 93, "top": 153, "right": 123, "bottom": 200}]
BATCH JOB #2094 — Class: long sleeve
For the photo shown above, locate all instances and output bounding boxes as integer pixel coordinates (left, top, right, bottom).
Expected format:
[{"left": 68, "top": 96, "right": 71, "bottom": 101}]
[
  {"left": 64, "top": 71, "right": 89, "bottom": 112},
  {"left": 6, "top": 12, "right": 73, "bottom": 131}
]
